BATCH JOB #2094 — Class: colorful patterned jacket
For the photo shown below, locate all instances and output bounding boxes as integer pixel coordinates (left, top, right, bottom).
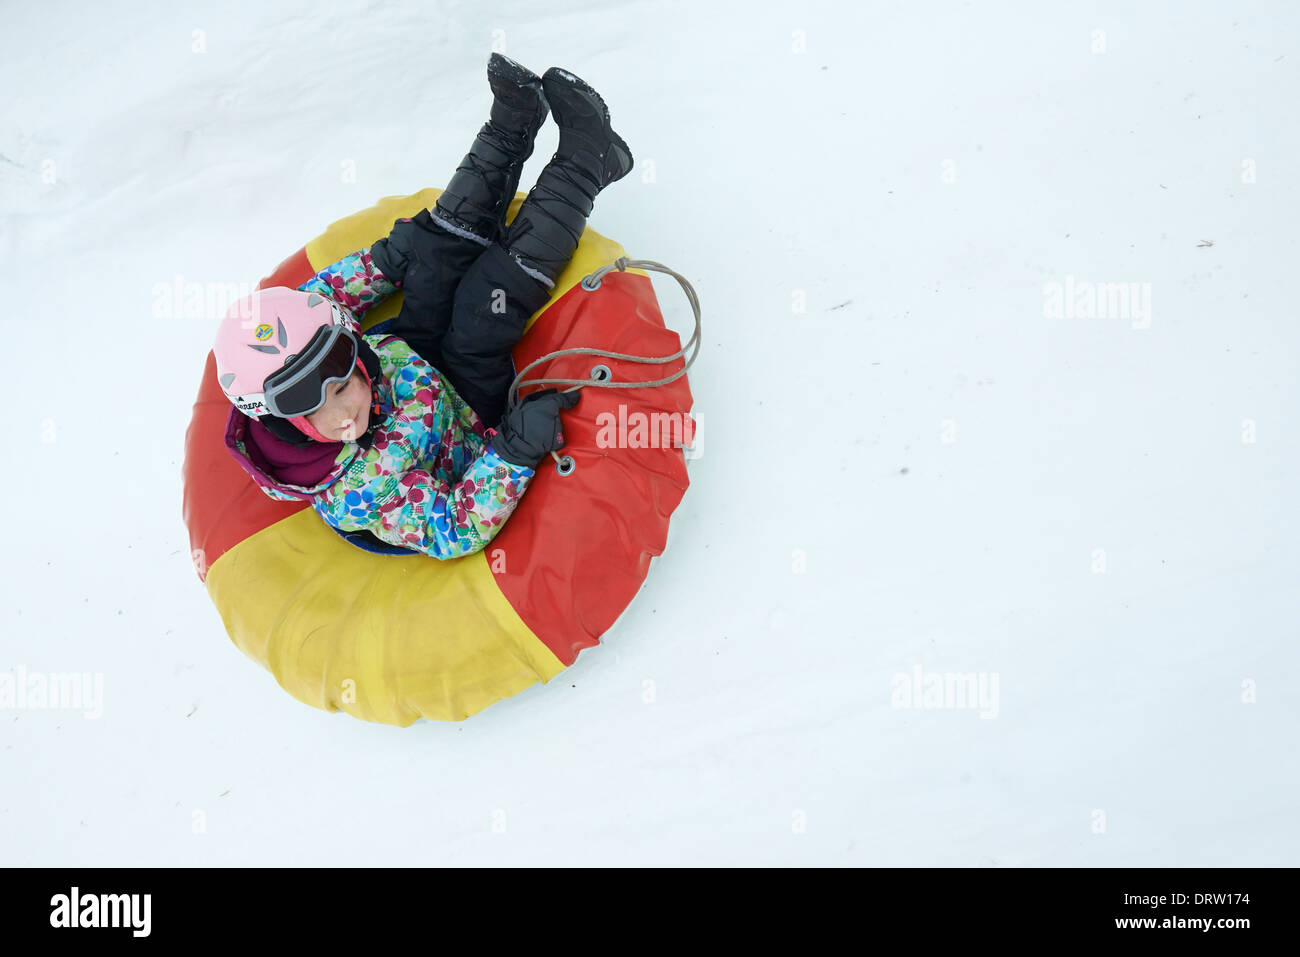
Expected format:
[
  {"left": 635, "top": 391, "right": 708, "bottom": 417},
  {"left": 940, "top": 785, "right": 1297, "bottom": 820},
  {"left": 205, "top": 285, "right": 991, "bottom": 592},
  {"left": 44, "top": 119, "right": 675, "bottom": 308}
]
[{"left": 222, "top": 247, "right": 536, "bottom": 560}]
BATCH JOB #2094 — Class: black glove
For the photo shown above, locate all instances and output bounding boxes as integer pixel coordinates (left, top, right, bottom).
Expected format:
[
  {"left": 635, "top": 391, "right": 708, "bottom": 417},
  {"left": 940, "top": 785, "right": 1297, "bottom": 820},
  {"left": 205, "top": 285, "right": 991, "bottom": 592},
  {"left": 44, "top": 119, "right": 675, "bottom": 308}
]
[
  {"left": 489, "top": 388, "right": 580, "bottom": 468},
  {"left": 369, "top": 209, "right": 439, "bottom": 286}
]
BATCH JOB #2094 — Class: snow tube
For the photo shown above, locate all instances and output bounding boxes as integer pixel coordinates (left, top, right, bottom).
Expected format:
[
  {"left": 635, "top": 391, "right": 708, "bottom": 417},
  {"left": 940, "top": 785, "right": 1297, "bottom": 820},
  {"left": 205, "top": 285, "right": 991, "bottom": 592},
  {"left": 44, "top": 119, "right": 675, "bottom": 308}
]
[{"left": 181, "top": 188, "right": 693, "bottom": 726}]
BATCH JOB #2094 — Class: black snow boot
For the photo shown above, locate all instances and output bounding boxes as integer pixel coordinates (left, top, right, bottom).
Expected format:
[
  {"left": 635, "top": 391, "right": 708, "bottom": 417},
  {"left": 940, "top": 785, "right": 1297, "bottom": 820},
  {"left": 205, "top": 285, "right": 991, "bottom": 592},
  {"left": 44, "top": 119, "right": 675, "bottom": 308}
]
[
  {"left": 432, "top": 53, "right": 549, "bottom": 245},
  {"left": 501, "top": 67, "right": 633, "bottom": 288}
]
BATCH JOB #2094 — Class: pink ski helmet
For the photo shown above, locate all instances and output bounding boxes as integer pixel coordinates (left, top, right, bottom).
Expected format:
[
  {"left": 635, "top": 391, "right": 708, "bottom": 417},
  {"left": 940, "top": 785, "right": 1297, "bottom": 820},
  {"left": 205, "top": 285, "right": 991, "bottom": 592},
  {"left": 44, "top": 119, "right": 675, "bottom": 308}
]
[{"left": 213, "top": 287, "right": 362, "bottom": 422}]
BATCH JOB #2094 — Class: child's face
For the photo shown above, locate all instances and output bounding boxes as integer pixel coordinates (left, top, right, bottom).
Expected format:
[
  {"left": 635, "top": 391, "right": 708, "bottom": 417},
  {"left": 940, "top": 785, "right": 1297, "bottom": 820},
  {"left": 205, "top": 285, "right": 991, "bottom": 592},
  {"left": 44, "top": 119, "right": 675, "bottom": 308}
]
[{"left": 305, "top": 368, "right": 370, "bottom": 442}]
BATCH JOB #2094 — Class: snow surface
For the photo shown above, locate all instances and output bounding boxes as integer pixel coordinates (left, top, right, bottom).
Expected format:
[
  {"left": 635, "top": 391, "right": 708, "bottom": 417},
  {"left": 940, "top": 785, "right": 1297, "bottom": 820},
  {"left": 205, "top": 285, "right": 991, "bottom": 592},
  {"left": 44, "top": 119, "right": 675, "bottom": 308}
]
[{"left": 2, "top": 0, "right": 1297, "bottom": 866}]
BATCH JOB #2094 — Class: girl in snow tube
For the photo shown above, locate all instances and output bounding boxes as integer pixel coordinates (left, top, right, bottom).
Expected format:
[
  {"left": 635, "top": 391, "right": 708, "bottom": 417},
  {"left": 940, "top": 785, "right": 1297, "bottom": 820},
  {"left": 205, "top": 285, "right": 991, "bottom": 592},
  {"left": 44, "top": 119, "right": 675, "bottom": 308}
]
[
  {"left": 182, "top": 57, "right": 693, "bottom": 725},
  {"left": 216, "top": 57, "right": 631, "bottom": 555}
]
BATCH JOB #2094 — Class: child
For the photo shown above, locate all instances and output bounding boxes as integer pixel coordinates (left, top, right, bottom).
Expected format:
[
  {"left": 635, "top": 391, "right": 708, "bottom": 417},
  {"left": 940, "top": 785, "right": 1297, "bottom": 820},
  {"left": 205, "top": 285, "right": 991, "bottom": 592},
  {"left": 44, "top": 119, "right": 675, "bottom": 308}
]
[{"left": 213, "top": 55, "right": 632, "bottom": 559}]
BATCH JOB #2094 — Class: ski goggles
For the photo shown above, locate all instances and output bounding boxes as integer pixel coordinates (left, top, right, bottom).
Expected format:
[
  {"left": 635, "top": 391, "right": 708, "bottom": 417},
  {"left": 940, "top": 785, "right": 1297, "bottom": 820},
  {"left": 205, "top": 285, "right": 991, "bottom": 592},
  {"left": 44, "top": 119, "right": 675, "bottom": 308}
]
[{"left": 260, "top": 320, "right": 360, "bottom": 418}]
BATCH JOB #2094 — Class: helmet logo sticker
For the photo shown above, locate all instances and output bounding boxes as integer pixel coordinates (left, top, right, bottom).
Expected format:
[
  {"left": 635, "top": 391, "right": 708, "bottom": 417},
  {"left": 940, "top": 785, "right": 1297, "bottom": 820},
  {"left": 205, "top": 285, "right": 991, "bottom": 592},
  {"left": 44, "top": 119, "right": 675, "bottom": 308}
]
[{"left": 254, "top": 323, "right": 274, "bottom": 342}]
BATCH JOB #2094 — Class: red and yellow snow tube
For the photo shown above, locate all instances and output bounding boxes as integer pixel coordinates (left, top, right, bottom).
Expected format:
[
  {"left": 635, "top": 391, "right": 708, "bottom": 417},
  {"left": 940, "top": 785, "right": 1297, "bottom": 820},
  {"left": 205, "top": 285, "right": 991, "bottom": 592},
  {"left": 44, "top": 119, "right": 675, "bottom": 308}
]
[{"left": 181, "top": 188, "right": 692, "bottom": 726}]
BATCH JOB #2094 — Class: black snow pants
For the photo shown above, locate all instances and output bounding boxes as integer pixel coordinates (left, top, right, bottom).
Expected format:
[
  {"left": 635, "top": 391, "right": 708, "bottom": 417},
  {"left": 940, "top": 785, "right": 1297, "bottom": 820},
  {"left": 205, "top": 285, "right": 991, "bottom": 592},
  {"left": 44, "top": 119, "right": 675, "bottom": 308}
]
[{"left": 367, "top": 208, "right": 552, "bottom": 430}]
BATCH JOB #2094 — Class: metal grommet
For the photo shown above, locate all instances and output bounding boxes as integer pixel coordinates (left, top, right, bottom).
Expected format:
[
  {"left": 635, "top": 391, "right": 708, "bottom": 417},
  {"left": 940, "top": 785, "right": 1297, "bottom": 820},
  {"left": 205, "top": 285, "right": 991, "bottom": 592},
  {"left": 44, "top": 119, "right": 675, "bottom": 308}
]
[
  {"left": 581, "top": 274, "right": 602, "bottom": 291},
  {"left": 555, "top": 455, "right": 576, "bottom": 476},
  {"left": 590, "top": 364, "right": 612, "bottom": 382}
]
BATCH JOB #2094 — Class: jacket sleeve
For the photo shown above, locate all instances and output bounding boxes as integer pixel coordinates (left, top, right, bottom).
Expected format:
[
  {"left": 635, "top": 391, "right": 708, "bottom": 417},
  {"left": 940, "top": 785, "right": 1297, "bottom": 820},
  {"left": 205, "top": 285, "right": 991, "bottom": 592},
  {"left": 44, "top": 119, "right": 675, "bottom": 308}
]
[
  {"left": 314, "top": 444, "right": 537, "bottom": 560},
  {"left": 298, "top": 247, "right": 399, "bottom": 317}
]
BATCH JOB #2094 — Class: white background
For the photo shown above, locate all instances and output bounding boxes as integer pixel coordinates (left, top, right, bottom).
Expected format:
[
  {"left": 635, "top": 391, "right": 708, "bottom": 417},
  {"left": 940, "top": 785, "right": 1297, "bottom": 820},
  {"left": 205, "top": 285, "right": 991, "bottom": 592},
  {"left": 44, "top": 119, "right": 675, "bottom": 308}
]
[{"left": 2, "top": 0, "right": 1296, "bottom": 865}]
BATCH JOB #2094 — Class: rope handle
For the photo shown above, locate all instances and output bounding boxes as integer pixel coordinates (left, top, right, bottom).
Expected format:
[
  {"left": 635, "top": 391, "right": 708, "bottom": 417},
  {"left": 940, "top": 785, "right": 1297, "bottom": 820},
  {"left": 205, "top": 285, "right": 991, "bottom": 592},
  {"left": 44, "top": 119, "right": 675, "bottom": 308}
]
[{"left": 503, "top": 256, "right": 702, "bottom": 466}]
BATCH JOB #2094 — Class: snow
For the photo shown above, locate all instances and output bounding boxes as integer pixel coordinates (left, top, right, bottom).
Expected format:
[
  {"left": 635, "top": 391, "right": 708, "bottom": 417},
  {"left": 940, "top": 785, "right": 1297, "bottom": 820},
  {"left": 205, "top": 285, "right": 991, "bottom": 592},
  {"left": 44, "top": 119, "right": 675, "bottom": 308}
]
[{"left": 2, "top": 0, "right": 1297, "bottom": 866}]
